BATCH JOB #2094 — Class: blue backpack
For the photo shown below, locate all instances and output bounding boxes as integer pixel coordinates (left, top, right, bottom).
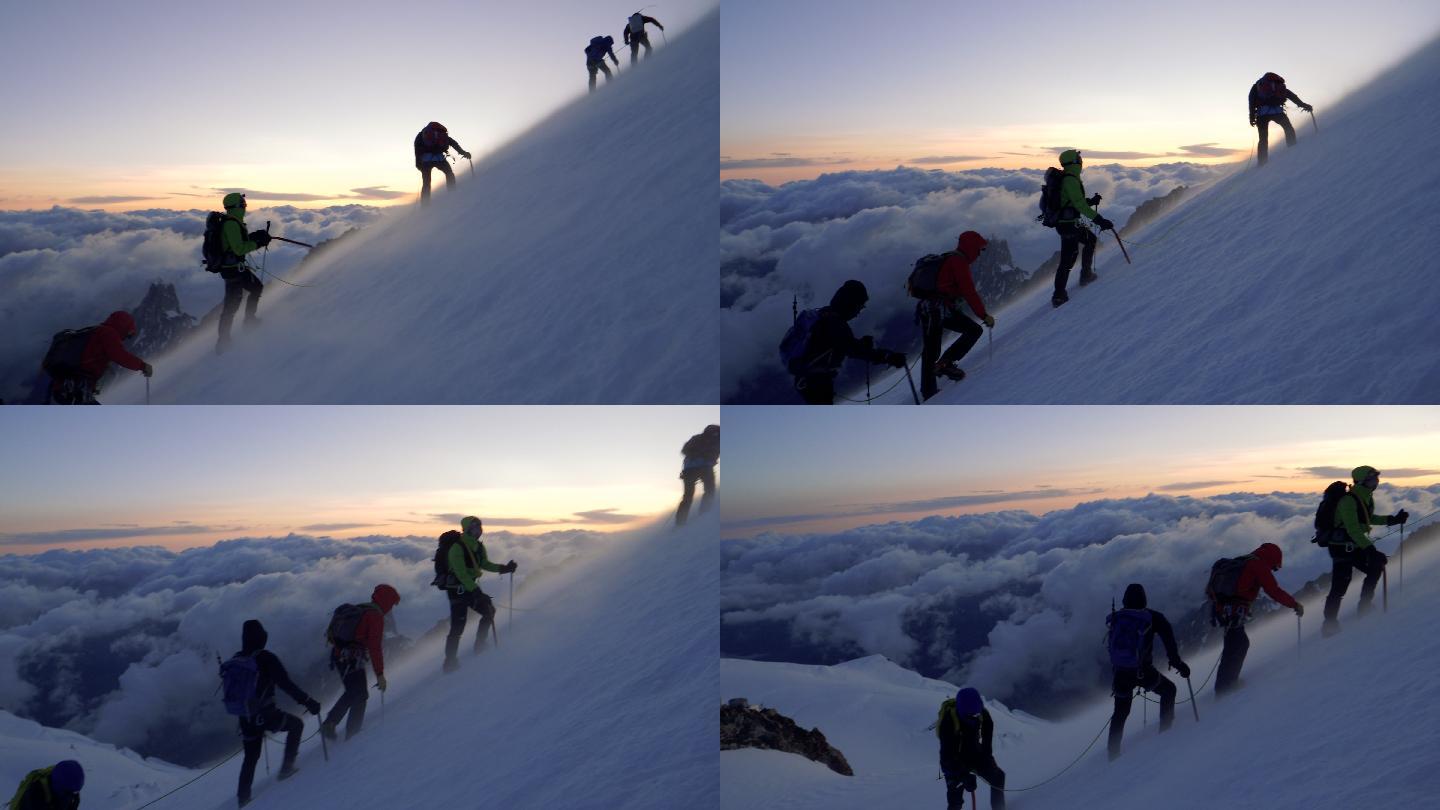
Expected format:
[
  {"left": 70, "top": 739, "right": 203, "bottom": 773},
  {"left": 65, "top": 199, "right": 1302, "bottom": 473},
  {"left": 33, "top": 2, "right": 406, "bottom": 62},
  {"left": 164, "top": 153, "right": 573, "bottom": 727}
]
[
  {"left": 219, "top": 653, "right": 261, "bottom": 718},
  {"left": 1106, "top": 609, "right": 1152, "bottom": 669},
  {"left": 778, "top": 309, "right": 820, "bottom": 374}
]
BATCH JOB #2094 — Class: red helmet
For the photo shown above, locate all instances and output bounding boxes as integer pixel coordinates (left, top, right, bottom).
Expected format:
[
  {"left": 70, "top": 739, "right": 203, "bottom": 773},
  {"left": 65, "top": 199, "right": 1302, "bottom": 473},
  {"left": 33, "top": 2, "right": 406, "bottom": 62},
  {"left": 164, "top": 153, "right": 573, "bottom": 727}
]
[{"left": 371, "top": 583, "right": 401, "bottom": 612}]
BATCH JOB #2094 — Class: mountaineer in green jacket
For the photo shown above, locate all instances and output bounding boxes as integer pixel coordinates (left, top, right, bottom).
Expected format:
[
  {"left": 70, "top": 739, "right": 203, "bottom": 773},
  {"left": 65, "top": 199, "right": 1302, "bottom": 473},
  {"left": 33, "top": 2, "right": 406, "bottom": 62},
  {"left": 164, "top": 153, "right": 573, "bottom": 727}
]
[
  {"left": 1050, "top": 150, "right": 1114, "bottom": 308},
  {"left": 214, "top": 192, "right": 271, "bottom": 354},
  {"left": 440, "top": 515, "right": 517, "bottom": 672},
  {"left": 1322, "top": 465, "right": 1408, "bottom": 636}
]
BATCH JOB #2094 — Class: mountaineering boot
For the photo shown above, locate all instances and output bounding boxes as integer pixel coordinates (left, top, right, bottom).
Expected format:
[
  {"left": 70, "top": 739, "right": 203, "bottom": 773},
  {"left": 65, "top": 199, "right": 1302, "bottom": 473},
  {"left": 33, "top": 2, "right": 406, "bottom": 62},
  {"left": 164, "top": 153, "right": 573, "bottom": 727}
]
[
  {"left": 238, "top": 797, "right": 252, "bottom": 809},
  {"left": 443, "top": 657, "right": 460, "bottom": 674},
  {"left": 1051, "top": 291, "right": 1069, "bottom": 308},
  {"left": 277, "top": 761, "right": 299, "bottom": 781},
  {"left": 936, "top": 362, "right": 966, "bottom": 382},
  {"left": 1079, "top": 270, "right": 1099, "bottom": 286},
  {"left": 1322, "top": 618, "right": 1341, "bottom": 637},
  {"left": 320, "top": 720, "right": 338, "bottom": 741}
]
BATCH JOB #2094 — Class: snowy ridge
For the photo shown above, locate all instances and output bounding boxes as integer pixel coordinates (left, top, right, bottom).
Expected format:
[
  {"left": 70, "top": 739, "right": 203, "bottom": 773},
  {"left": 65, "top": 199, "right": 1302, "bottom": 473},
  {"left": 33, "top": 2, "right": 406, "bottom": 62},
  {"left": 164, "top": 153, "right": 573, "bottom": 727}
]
[
  {"left": 857, "top": 33, "right": 1440, "bottom": 404},
  {"left": 108, "top": 10, "right": 719, "bottom": 404},
  {"left": 721, "top": 540, "right": 1440, "bottom": 809},
  {"left": 0, "top": 710, "right": 190, "bottom": 808}
]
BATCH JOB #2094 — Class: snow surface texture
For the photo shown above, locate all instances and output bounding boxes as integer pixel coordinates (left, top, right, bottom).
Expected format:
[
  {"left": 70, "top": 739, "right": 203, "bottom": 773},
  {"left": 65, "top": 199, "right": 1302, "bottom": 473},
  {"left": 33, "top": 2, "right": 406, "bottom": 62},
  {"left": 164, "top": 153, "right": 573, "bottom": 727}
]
[
  {"left": 722, "top": 539, "right": 1440, "bottom": 809},
  {"left": 0, "top": 710, "right": 192, "bottom": 808},
  {"left": 852, "top": 34, "right": 1440, "bottom": 405},
  {"left": 107, "top": 11, "right": 719, "bottom": 404},
  {"left": 1, "top": 514, "right": 718, "bottom": 810}
]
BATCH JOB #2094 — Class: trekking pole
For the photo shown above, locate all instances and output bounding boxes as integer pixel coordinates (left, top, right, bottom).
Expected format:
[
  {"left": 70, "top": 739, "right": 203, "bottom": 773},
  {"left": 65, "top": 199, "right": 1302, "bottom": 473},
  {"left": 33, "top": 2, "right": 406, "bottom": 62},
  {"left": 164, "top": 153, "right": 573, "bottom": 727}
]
[
  {"left": 864, "top": 363, "right": 871, "bottom": 404},
  {"left": 1296, "top": 613, "right": 1302, "bottom": 658},
  {"left": 1186, "top": 676, "right": 1199, "bottom": 722},
  {"left": 491, "top": 618, "right": 500, "bottom": 649},
  {"left": 508, "top": 571, "right": 515, "bottom": 633},
  {"left": 1307, "top": 108, "right": 1318, "bottom": 134},
  {"left": 467, "top": 156, "right": 475, "bottom": 177},
  {"left": 269, "top": 236, "right": 315, "bottom": 249},
  {"left": 903, "top": 362, "right": 920, "bottom": 405},
  {"left": 1399, "top": 520, "right": 1405, "bottom": 595},
  {"left": 987, "top": 326, "right": 993, "bottom": 365},
  {"left": 1382, "top": 567, "right": 1388, "bottom": 613},
  {"left": 318, "top": 717, "right": 329, "bottom": 762},
  {"left": 970, "top": 788, "right": 977, "bottom": 810},
  {"left": 145, "top": 376, "right": 150, "bottom": 405},
  {"left": 263, "top": 735, "right": 270, "bottom": 775},
  {"left": 1111, "top": 231, "right": 1132, "bottom": 264}
]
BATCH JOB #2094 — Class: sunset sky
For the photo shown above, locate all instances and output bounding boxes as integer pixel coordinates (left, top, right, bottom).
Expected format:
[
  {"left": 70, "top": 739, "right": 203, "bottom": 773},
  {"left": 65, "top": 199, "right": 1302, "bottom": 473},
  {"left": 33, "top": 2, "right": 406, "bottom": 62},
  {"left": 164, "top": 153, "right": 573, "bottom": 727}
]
[
  {"left": 722, "top": 406, "right": 1440, "bottom": 537},
  {"left": 721, "top": 0, "right": 1440, "bottom": 183},
  {"left": 0, "top": 406, "right": 718, "bottom": 554},
  {"left": 0, "top": 0, "right": 714, "bottom": 211}
]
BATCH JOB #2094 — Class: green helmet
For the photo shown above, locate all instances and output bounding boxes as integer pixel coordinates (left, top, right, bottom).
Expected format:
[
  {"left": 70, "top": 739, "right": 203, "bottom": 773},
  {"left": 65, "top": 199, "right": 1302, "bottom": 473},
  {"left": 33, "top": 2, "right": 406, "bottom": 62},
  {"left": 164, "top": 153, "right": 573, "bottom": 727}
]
[
  {"left": 1059, "top": 149, "right": 1082, "bottom": 167},
  {"left": 222, "top": 192, "right": 247, "bottom": 210},
  {"left": 461, "top": 515, "right": 483, "bottom": 536}
]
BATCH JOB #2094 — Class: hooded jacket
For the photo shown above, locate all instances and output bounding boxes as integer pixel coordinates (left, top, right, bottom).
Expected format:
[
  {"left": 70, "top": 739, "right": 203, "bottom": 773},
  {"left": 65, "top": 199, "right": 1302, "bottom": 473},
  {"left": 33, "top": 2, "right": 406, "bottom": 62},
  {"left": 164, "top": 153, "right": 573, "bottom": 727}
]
[
  {"left": 1233, "top": 543, "right": 1298, "bottom": 609},
  {"left": 448, "top": 524, "right": 505, "bottom": 594},
  {"left": 1115, "top": 583, "right": 1181, "bottom": 672},
  {"left": 341, "top": 584, "right": 401, "bottom": 676},
  {"left": 1056, "top": 150, "right": 1099, "bottom": 224},
  {"left": 76, "top": 311, "right": 147, "bottom": 382},
  {"left": 237, "top": 619, "right": 313, "bottom": 717},
  {"left": 936, "top": 701, "right": 995, "bottom": 772},
  {"left": 585, "top": 36, "right": 617, "bottom": 63},
  {"left": 10, "top": 767, "right": 80, "bottom": 810},
  {"left": 1335, "top": 465, "right": 1393, "bottom": 550},
  {"left": 681, "top": 427, "right": 720, "bottom": 468},
  {"left": 935, "top": 231, "right": 989, "bottom": 319},
  {"left": 796, "top": 281, "right": 891, "bottom": 377},
  {"left": 218, "top": 196, "right": 261, "bottom": 270}
]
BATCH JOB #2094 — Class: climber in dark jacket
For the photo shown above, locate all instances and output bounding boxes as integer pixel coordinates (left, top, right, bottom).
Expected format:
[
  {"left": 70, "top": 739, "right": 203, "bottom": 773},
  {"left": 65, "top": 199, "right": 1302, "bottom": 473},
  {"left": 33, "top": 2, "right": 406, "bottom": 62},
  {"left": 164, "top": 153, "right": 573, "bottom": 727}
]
[
  {"left": 675, "top": 425, "right": 719, "bottom": 526},
  {"left": 790, "top": 280, "right": 907, "bottom": 405},
  {"left": 1248, "top": 72, "right": 1313, "bottom": 166},
  {"left": 937, "top": 687, "right": 1005, "bottom": 809},
  {"left": 233, "top": 619, "right": 321, "bottom": 807},
  {"left": 1106, "top": 583, "right": 1189, "bottom": 760}
]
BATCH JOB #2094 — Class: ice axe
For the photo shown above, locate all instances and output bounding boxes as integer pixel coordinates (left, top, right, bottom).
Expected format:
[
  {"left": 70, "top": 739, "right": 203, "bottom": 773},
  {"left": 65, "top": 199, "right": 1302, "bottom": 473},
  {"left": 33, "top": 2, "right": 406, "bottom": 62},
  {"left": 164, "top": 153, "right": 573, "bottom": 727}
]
[
  {"left": 508, "top": 570, "right": 515, "bottom": 633},
  {"left": 1186, "top": 675, "right": 1199, "bottom": 722},
  {"left": 1111, "top": 230, "right": 1132, "bottom": 264},
  {"left": 903, "top": 361, "right": 920, "bottom": 405},
  {"left": 269, "top": 235, "right": 314, "bottom": 249},
  {"left": 318, "top": 717, "right": 329, "bottom": 762}
]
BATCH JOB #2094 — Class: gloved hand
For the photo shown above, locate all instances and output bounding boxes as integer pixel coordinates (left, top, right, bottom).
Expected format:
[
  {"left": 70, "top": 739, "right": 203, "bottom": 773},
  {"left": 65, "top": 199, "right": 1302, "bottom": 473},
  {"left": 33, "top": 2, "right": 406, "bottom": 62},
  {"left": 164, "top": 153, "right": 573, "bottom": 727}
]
[
  {"left": 1093, "top": 215, "right": 1114, "bottom": 232},
  {"left": 1249, "top": 116, "right": 1257, "bottom": 127},
  {"left": 375, "top": 674, "right": 387, "bottom": 692},
  {"left": 982, "top": 314, "right": 995, "bottom": 329},
  {"left": 1087, "top": 194, "right": 1102, "bottom": 207},
  {"left": 461, "top": 151, "right": 472, "bottom": 159},
  {"left": 1390, "top": 510, "right": 1410, "bottom": 525},
  {"left": 1300, "top": 103, "right": 1314, "bottom": 112},
  {"left": 305, "top": 698, "right": 321, "bottom": 716},
  {"left": 501, "top": 561, "right": 518, "bottom": 574},
  {"left": 1171, "top": 659, "right": 1190, "bottom": 679},
  {"left": 610, "top": 56, "right": 620, "bottom": 66},
  {"left": 885, "top": 351, "right": 907, "bottom": 369},
  {"left": 249, "top": 230, "right": 272, "bottom": 248},
  {"left": 142, "top": 363, "right": 154, "bottom": 378},
  {"left": 658, "top": 24, "right": 665, "bottom": 30},
  {"left": 1294, "top": 603, "right": 1305, "bottom": 617}
]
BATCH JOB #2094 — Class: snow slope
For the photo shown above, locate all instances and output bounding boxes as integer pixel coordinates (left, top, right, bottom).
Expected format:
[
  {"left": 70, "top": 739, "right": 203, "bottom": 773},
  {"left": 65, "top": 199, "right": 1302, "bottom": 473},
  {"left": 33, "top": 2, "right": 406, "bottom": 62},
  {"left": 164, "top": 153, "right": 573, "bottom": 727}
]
[
  {"left": 859, "top": 33, "right": 1440, "bottom": 404},
  {"left": 0, "top": 710, "right": 191, "bottom": 808},
  {"left": 108, "top": 11, "right": 718, "bottom": 404},
  {"left": 722, "top": 538, "right": 1440, "bottom": 809},
  {"left": 3, "top": 514, "right": 717, "bottom": 810}
]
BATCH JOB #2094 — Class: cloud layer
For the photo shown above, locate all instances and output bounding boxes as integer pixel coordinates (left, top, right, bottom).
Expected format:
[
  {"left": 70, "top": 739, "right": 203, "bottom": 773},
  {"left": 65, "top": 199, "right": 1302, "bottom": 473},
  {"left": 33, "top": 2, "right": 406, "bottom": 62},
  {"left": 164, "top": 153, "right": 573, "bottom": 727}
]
[
  {"left": 0, "top": 530, "right": 603, "bottom": 767},
  {"left": 722, "top": 485, "right": 1440, "bottom": 714},
  {"left": 0, "top": 204, "right": 382, "bottom": 402},
  {"left": 719, "top": 163, "right": 1232, "bottom": 402}
]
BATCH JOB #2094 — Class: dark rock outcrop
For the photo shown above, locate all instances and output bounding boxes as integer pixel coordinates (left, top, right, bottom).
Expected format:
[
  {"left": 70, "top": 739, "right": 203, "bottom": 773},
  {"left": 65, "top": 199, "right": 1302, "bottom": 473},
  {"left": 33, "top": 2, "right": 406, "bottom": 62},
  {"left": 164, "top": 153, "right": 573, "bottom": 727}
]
[{"left": 721, "top": 701, "right": 853, "bottom": 776}]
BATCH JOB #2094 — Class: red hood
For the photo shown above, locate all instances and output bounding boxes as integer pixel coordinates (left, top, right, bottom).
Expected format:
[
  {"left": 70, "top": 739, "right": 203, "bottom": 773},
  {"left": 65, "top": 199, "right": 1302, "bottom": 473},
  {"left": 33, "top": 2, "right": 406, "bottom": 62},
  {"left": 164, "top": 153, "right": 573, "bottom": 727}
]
[
  {"left": 371, "top": 583, "right": 401, "bottom": 613},
  {"left": 1254, "top": 543, "right": 1283, "bottom": 570},
  {"left": 956, "top": 231, "right": 988, "bottom": 262},
  {"left": 103, "top": 310, "right": 136, "bottom": 338}
]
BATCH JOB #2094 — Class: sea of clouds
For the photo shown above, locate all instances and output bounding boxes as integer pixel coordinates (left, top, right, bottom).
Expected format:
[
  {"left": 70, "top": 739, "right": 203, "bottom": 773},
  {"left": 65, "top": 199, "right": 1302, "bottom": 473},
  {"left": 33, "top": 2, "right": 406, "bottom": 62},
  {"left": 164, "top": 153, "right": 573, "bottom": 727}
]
[
  {"left": 720, "top": 163, "right": 1232, "bottom": 403},
  {"left": 0, "top": 529, "right": 603, "bottom": 766},
  {"left": 0, "top": 205, "right": 383, "bottom": 403},
  {"left": 721, "top": 485, "right": 1440, "bottom": 715}
]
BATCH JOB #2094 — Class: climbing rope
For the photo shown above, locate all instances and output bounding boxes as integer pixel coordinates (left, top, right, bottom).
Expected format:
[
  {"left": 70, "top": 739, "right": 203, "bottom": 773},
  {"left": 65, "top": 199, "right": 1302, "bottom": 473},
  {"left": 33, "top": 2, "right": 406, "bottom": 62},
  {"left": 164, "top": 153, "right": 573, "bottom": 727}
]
[
  {"left": 986, "top": 716, "right": 1111, "bottom": 793},
  {"left": 129, "top": 728, "right": 322, "bottom": 809},
  {"left": 1137, "top": 654, "right": 1223, "bottom": 706},
  {"left": 837, "top": 358, "right": 914, "bottom": 404}
]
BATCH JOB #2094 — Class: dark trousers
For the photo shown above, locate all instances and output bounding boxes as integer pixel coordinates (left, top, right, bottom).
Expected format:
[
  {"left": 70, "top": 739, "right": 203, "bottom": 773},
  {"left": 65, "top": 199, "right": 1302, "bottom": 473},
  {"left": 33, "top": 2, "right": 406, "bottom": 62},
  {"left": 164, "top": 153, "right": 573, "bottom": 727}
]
[
  {"left": 1324, "top": 545, "right": 1387, "bottom": 621},
  {"left": 942, "top": 757, "right": 1005, "bottom": 809},
  {"left": 918, "top": 302, "right": 984, "bottom": 399},
  {"left": 219, "top": 269, "right": 263, "bottom": 348},
  {"left": 795, "top": 374, "right": 835, "bottom": 405},
  {"left": 628, "top": 32, "right": 651, "bottom": 64},
  {"left": 1053, "top": 222, "right": 1097, "bottom": 295},
  {"left": 676, "top": 466, "right": 716, "bottom": 525},
  {"left": 587, "top": 59, "right": 613, "bottom": 91},
  {"left": 445, "top": 588, "right": 496, "bottom": 661},
  {"left": 237, "top": 709, "right": 303, "bottom": 802},
  {"left": 419, "top": 160, "right": 456, "bottom": 202},
  {"left": 323, "top": 663, "right": 369, "bottom": 740},
  {"left": 1256, "top": 113, "right": 1296, "bottom": 166},
  {"left": 1108, "top": 667, "right": 1176, "bottom": 759},
  {"left": 1215, "top": 625, "right": 1250, "bottom": 695},
  {"left": 48, "top": 377, "right": 99, "bottom": 405}
]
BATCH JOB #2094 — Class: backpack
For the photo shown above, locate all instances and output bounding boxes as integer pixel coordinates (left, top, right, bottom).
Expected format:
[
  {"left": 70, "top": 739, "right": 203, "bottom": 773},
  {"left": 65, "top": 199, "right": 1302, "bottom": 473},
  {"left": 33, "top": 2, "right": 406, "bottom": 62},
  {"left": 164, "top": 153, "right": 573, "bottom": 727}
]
[
  {"left": 777, "top": 308, "right": 821, "bottom": 374},
  {"left": 1036, "top": 167, "right": 1066, "bottom": 228},
  {"left": 1205, "top": 555, "right": 1253, "bottom": 603},
  {"left": 629, "top": 13, "right": 646, "bottom": 33},
  {"left": 934, "top": 698, "right": 959, "bottom": 738},
  {"left": 325, "top": 603, "right": 372, "bottom": 647},
  {"left": 8, "top": 768, "right": 53, "bottom": 810},
  {"left": 219, "top": 653, "right": 262, "bottom": 718},
  {"left": 431, "top": 530, "right": 478, "bottom": 589},
  {"left": 1312, "top": 481, "right": 1361, "bottom": 547},
  {"left": 201, "top": 211, "right": 236, "bottom": 272},
  {"left": 1256, "top": 73, "right": 1287, "bottom": 104},
  {"left": 1106, "top": 608, "right": 1152, "bottom": 669},
  {"left": 906, "top": 253, "right": 952, "bottom": 300},
  {"left": 420, "top": 123, "right": 448, "bottom": 152},
  {"left": 41, "top": 327, "right": 96, "bottom": 379},
  {"left": 587, "top": 36, "right": 610, "bottom": 59}
]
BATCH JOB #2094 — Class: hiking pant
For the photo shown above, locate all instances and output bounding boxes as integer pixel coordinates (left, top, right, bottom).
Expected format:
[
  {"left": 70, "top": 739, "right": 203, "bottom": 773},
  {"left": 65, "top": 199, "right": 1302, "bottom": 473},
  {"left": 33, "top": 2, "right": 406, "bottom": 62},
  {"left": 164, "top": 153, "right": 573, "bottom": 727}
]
[
  {"left": 1053, "top": 221, "right": 1097, "bottom": 295},
  {"left": 48, "top": 377, "right": 98, "bottom": 405},
  {"left": 1215, "top": 625, "right": 1250, "bottom": 695},
  {"left": 446, "top": 588, "right": 496, "bottom": 661},
  {"left": 676, "top": 466, "right": 716, "bottom": 526},
  {"left": 942, "top": 757, "right": 1005, "bottom": 809},
  {"left": 918, "top": 302, "right": 983, "bottom": 399},
  {"left": 419, "top": 159, "right": 455, "bottom": 203},
  {"left": 237, "top": 709, "right": 303, "bottom": 802},
  {"left": 628, "top": 32, "right": 651, "bottom": 64},
  {"left": 323, "top": 660, "right": 369, "bottom": 740},
  {"left": 219, "top": 268, "right": 263, "bottom": 348},
  {"left": 1108, "top": 667, "right": 1176, "bottom": 759},
  {"left": 795, "top": 374, "right": 836, "bottom": 405},
  {"left": 1255, "top": 113, "right": 1296, "bottom": 166},
  {"left": 587, "top": 59, "right": 613, "bottom": 91},
  {"left": 1324, "top": 545, "right": 1387, "bottom": 621}
]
